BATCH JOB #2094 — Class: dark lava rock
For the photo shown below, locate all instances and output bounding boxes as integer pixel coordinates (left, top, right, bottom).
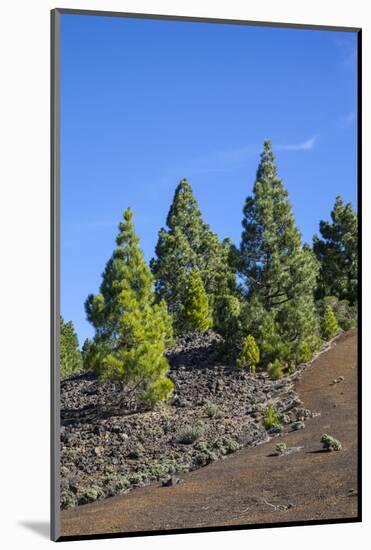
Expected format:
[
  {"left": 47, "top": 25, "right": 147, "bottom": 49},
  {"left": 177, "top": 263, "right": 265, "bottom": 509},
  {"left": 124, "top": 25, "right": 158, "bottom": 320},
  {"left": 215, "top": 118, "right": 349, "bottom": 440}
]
[
  {"left": 60, "top": 330, "right": 304, "bottom": 510},
  {"left": 166, "top": 330, "right": 223, "bottom": 368}
]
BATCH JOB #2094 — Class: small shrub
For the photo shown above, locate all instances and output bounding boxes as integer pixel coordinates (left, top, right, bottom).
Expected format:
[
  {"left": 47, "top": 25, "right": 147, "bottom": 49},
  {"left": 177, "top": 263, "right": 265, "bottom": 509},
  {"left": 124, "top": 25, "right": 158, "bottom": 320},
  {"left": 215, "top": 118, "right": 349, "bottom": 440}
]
[
  {"left": 64, "top": 447, "right": 79, "bottom": 459},
  {"left": 321, "top": 306, "right": 339, "bottom": 341},
  {"left": 318, "top": 297, "right": 357, "bottom": 331},
  {"left": 296, "top": 341, "right": 313, "bottom": 364},
  {"left": 128, "top": 472, "right": 145, "bottom": 485},
  {"left": 212, "top": 438, "right": 226, "bottom": 454},
  {"left": 76, "top": 485, "right": 103, "bottom": 505},
  {"left": 60, "top": 489, "right": 77, "bottom": 509},
  {"left": 160, "top": 412, "right": 173, "bottom": 434},
  {"left": 292, "top": 421, "right": 305, "bottom": 431},
  {"left": 213, "top": 436, "right": 240, "bottom": 455},
  {"left": 296, "top": 408, "right": 311, "bottom": 420},
  {"left": 194, "top": 441, "right": 218, "bottom": 466},
  {"left": 321, "top": 433, "right": 342, "bottom": 451},
  {"left": 127, "top": 442, "right": 144, "bottom": 459},
  {"left": 222, "top": 437, "right": 240, "bottom": 454},
  {"left": 146, "top": 458, "right": 181, "bottom": 480},
  {"left": 194, "top": 440, "right": 208, "bottom": 452},
  {"left": 275, "top": 442, "right": 287, "bottom": 454},
  {"left": 263, "top": 404, "right": 281, "bottom": 428},
  {"left": 237, "top": 335, "right": 260, "bottom": 374},
  {"left": 204, "top": 401, "right": 222, "bottom": 418},
  {"left": 176, "top": 424, "right": 204, "bottom": 444},
  {"left": 194, "top": 450, "right": 218, "bottom": 466},
  {"left": 267, "top": 359, "right": 283, "bottom": 379},
  {"left": 105, "top": 476, "right": 130, "bottom": 497},
  {"left": 194, "top": 453, "right": 208, "bottom": 466}
]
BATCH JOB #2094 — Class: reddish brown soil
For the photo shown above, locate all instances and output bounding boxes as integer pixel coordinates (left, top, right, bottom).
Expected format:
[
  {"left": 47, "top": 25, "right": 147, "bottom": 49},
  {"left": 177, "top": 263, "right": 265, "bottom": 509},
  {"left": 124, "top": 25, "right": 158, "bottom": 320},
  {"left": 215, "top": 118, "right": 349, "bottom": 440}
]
[{"left": 60, "top": 330, "right": 358, "bottom": 537}]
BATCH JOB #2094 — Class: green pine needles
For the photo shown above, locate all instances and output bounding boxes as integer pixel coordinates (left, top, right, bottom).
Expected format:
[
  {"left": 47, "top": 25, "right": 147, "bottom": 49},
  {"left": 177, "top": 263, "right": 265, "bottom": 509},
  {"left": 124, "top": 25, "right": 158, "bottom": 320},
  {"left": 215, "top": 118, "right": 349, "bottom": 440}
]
[
  {"left": 263, "top": 404, "right": 281, "bottom": 428},
  {"left": 238, "top": 140, "right": 320, "bottom": 367},
  {"left": 60, "top": 316, "right": 83, "bottom": 378},
  {"left": 180, "top": 268, "right": 212, "bottom": 332},
  {"left": 321, "top": 306, "right": 339, "bottom": 341},
  {"left": 62, "top": 139, "right": 356, "bottom": 390},
  {"left": 150, "top": 178, "right": 237, "bottom": 332},
  {"left": 267, "top": 359, "right": 283, "bottom": 380},
  {"left": 237, "top": 335, "right": 260, "bottom": 374},
  {"left": 85, "top": 208, "right": 174, "bottom": 407},
  {"left": 314, "top": 196, "right": 358, "bottom": 304}
]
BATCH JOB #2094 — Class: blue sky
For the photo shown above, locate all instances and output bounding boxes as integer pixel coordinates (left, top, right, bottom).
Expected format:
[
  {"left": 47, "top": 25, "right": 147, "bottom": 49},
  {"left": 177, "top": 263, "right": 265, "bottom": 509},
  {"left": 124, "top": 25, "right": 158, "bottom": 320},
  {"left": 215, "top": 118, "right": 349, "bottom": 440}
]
[{"left": 60, "top": 14, "right": 358, "bottom": 346}]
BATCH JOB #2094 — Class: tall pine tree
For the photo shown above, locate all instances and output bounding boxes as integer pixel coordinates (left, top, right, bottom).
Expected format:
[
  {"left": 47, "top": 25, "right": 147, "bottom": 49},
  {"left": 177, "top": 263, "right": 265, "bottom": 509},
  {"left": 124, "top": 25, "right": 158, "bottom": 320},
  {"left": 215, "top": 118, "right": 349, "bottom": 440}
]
[
  {"left": 85, "top": 208, "right": 174, "bottom": 406},
  {"left": 150, "top": 178, "right": 236, "bottom": 331},
  {"left": 313, "top": 195, "right": 358, "bottom": 303},
  {"left": 239, "top": 140, "right": 319, "bottom": 364}
]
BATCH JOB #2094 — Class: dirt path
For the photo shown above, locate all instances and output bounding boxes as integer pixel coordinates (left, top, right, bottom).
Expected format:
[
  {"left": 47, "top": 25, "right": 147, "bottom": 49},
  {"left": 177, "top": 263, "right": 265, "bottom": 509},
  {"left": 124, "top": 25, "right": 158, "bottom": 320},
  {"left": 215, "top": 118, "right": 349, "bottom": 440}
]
[{"left": 60, "top": 330, "right": 358, "bottom": 537}]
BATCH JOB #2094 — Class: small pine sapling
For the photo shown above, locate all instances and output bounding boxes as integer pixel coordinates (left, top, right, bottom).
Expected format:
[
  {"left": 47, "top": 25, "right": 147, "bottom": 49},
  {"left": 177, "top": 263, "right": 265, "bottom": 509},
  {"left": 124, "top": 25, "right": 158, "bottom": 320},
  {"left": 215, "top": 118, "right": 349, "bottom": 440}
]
[
  {"left": 296, "top": 341, "right": 313, "bottom": 364},
  {"left": 263, "top": 404, "right": 281, "bottom": 428},
  {"left": 267, "top": 359, "right": 283, "bottom": 379},
  {"left": 321, "top": 306, "right": 339, "bottom": 341},
  {"left": 180, "top": 268, "right": 212, "bottom": 332},
  {"left": 237, "top": 334, "right": 260, "bottom": 374}
]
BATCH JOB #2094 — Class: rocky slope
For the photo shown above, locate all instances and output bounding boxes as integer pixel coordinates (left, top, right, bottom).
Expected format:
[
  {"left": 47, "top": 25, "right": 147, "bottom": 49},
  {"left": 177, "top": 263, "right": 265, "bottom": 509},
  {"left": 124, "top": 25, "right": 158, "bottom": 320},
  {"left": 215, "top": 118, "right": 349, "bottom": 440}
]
[{"left": 60, "top": 331, "right": 319, "bottom": 509}]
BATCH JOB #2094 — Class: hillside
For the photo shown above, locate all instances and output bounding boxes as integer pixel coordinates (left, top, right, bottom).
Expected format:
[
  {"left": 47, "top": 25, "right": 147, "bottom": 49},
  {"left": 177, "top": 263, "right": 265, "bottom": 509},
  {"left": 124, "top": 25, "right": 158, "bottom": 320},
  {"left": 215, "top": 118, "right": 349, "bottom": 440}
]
[{"left": 60, "top": 329, "right": 358, "bottom": 536}]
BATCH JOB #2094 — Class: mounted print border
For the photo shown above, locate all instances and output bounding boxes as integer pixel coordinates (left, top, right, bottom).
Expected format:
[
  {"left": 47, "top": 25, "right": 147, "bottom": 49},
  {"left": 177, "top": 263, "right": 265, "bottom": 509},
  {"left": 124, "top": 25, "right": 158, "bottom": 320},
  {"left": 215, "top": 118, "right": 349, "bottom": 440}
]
[{"left": 51, "top": 8, "right": 362, "bottom": 542}]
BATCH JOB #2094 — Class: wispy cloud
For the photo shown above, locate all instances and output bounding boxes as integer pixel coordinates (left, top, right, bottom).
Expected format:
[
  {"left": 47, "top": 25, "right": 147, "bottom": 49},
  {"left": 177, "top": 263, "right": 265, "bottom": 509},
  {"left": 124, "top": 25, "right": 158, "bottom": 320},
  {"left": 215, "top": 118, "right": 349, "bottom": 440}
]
[
  {"left": 275, "top": 135, "right": 318, "bottom": 151},
  {"left": 143, "top": 137, "right": 318, "bottom": 196},
  {"left": 201, "top": 137, "right": 318, "bottom": 165}
]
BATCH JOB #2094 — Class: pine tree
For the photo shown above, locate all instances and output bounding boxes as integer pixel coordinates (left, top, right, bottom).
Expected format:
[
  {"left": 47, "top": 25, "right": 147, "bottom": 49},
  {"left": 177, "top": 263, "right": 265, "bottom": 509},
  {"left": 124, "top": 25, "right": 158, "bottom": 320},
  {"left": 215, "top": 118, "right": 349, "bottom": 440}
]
[
  {"left": 237, "top": 335, "right": 260, "bottom": 374},
  {"left": 296, "top": 340, "right": 314, "bottom": 364},
  {"left": 150, "top": 178, "right": 236, "bottom": 331},
  {"left": 180, "top": 268, "right": 212, "bottom": 332},
  {"left": 313, "top": 195, "right": 358, "bottom": 303},
  {"left": 85, "top": 208, "right": 174, "bottom": 407},
  {"left": 239, "top": 140, "right": 319, "bottom": 363},
  {"left": 267, "top": 359, "right": 283, "bottom": 380},
  {"left": 316, "top": 295, "right": 357, "bottom": 331},
  {"left": 81, "top": 338, "right": 95, "bottom": 371},
  {"left": 213, "top": 294, "right": 241, "bottom": 342},
  {"left": 321, "top": 305, "right": 339, "bottom": 340},
  {"left": 60, "top": 316, "right": 83, "bottom": 378}
]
